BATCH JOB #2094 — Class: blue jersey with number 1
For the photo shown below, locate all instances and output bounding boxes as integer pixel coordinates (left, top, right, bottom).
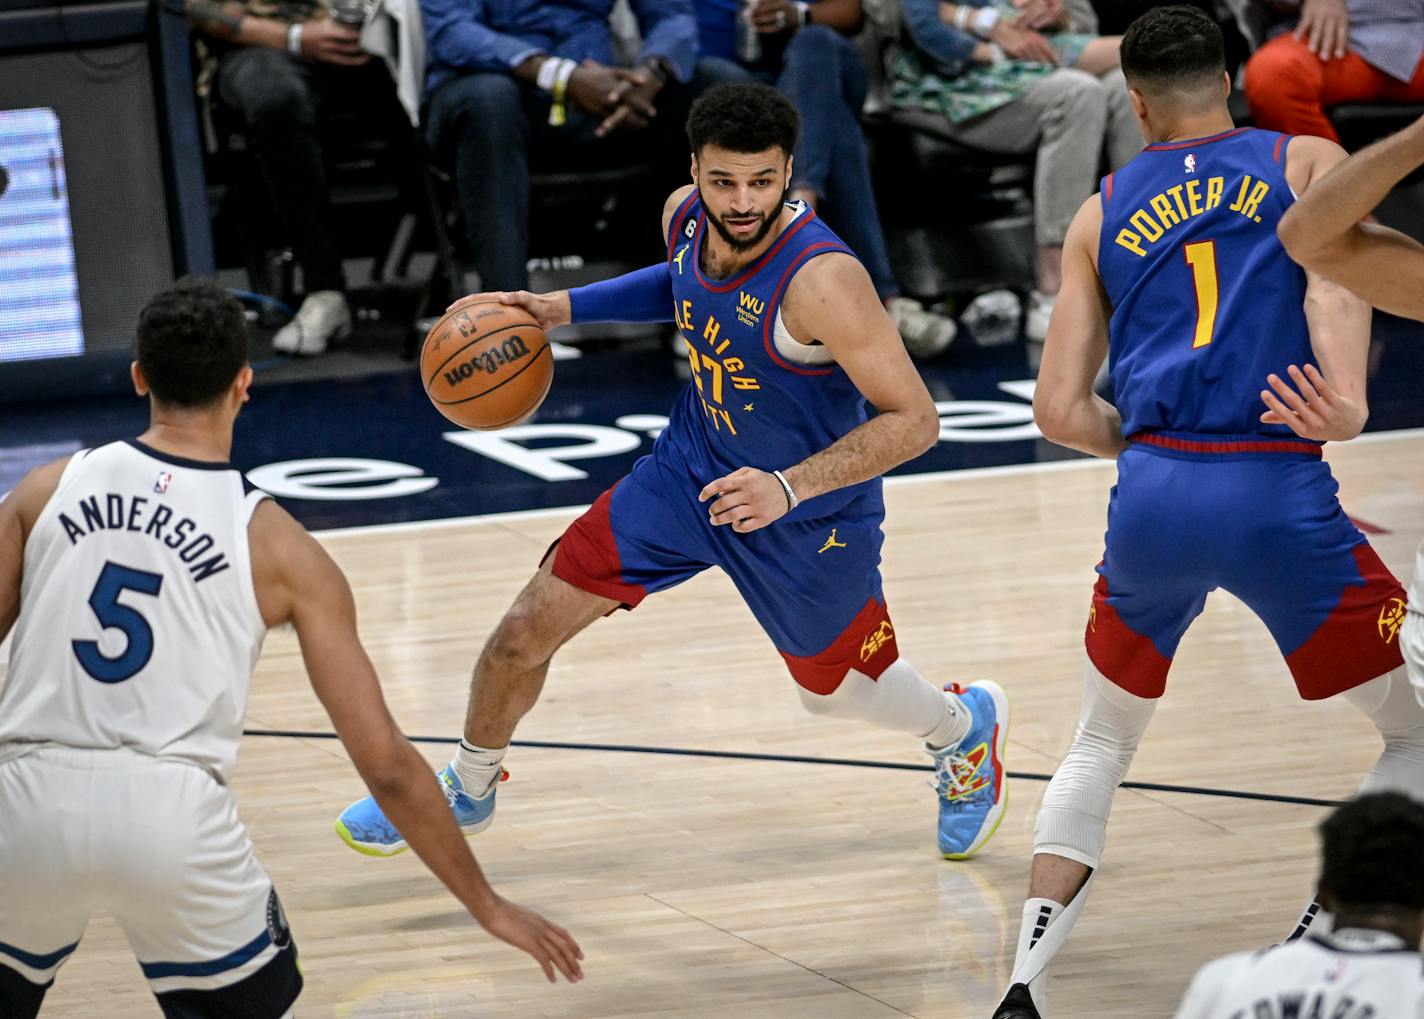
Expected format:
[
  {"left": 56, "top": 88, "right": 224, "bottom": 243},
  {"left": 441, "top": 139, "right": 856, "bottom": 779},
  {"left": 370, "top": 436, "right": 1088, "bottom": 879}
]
[{"left": 1097, "top": 127, "right": 1312, "bottom": 439}]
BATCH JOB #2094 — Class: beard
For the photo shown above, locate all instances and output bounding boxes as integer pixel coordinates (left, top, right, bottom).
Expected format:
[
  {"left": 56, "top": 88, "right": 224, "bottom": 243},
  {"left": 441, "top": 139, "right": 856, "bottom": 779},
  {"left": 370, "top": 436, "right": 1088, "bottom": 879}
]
[{"left": 706, "top": 206, "right": 781, "bottom": 253}]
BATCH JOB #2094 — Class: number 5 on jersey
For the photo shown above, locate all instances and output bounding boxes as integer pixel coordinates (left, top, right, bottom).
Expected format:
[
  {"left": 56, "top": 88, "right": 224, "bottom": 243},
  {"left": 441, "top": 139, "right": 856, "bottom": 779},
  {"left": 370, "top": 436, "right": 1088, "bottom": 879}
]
[
  {"left": 1185, "top": 240, "right": 1220, "bottom": 349},
  {"left": 72, "top": 561, "right": 164, "bottom": 683}
]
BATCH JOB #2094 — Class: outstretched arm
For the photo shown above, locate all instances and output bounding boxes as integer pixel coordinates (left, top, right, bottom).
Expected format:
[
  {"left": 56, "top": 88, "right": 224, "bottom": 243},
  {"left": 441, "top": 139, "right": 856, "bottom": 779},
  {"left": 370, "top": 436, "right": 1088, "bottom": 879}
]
[
  {"left": 251, "top": 503, "right": 583, "bottom": 983},
  {"left": 700, "top": 253, "right": 940, "bottom": 531},
  {"left": 1033, "top": 195, "right": 1125, "bottom": 459},
  {"left": 1278, "top": 117, "right": 1424, "bottom": 320}
]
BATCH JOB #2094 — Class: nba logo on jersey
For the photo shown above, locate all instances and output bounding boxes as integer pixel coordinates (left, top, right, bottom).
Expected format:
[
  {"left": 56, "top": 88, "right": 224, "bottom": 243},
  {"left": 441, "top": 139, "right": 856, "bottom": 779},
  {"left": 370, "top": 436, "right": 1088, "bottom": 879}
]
[
  {"left": 1184, "top": 154, "right": 1197, "bottom": 174},
  {"left": 153, "top": 470, "right": 173, "bottom": 495}
]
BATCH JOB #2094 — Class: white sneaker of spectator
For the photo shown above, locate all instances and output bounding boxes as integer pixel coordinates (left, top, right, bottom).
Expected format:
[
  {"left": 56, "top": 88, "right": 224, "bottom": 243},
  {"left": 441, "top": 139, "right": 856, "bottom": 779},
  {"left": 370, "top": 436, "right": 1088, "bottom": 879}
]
[
  {"left": 272, "top": 291, "right": 352, "bottom": 356},
  {"left": 1025, "top": 289, "right": 1056, "bottom": 344},
  {"left": 887, "top": 296, "right": 957, "bottom": 360}
]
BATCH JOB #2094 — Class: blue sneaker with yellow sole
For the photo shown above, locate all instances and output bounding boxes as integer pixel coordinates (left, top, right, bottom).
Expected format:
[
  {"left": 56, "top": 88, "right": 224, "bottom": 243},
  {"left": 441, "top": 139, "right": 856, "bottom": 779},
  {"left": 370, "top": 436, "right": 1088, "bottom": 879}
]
[
  {"left": 335, "top": 764, "right": 503, "bottom": 857},
  {"left": 930, "top": 680, "right": 1009, "bottom": 859}
]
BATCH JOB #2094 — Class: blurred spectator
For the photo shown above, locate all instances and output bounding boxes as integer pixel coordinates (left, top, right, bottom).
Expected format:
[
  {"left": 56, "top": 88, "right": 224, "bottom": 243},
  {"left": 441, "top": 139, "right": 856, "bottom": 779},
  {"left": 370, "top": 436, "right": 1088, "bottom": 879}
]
[
  {"left": 189, "top": 0, "right": 392, "bottom": 355},
  {"left": 1238, "top": 0, "right": 1424, "bottom": 144},
  {"left": 891, "top": 0, "right": 1141, "bottom": 341},
  {"left": 420, "top": 0, "right": 744, "bottom": 295},
  {"left": 1174, "top": 791, "right": 1424, "bottom": 1018},
  {"left": 696, "top": 0, "right": 959, "bottom": 358}
]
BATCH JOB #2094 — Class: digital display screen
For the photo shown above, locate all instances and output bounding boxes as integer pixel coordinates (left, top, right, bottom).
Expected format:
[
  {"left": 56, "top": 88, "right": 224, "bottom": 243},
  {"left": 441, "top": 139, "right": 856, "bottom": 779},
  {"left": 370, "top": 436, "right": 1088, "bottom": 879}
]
[{"left": 0, "top": 107, "right": 84, "bottom": 363}]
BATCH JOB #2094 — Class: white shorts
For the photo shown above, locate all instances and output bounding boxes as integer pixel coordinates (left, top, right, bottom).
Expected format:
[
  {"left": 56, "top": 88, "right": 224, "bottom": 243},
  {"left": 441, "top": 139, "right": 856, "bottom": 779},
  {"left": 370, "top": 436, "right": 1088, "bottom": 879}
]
[
  {"left": 0, "top": 745, "right": 300, "bottom": 1018},
  {"left": 1405, "top": 607, "right": 1424, "bottom": 702}
]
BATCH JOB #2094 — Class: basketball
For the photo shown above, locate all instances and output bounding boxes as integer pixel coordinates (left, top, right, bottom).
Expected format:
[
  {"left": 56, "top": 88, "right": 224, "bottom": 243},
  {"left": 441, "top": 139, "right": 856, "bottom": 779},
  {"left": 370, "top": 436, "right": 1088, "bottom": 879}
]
[{"left": 420, "top": 301, "right": 554, "bottom": 430}]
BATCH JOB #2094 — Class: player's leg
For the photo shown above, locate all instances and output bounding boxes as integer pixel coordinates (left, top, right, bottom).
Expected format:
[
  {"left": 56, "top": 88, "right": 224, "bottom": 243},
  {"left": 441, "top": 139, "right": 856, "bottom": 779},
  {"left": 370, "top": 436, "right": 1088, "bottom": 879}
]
[
  {"left": 997, "top": 447, "right": 1208, "bottom": 1018},
  {"left": 104, "top": 754, "right": 301, "bottom": 1018},
  {"left": 1224, "top": 459, "right": 1415, "bottom": 942},
  {"left": 715, "top": 506, "right": 1008, "bottom": 857},
  {"left": 337, "top": 467, "right": 712, "bottom": 855},
  {"left": 0, "top": 750, "right": 93, "bottom": 1018}
]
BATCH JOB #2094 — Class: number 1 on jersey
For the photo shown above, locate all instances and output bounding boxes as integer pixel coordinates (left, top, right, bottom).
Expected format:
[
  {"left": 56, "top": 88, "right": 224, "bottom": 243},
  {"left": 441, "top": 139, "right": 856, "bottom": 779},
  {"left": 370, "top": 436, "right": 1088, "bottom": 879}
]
[{"left": 1185, "top": 240, "right": 1219, "bottom": 349}]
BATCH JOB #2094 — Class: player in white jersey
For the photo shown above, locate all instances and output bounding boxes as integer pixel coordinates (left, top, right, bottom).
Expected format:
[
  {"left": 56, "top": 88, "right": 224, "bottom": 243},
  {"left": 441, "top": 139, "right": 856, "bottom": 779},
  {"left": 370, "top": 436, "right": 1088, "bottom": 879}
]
[
  {"left": 0, "top": 280, "right": 582, "bottom": 1017},
  {"left": 1277, "top": 111, "right": 1424, "bottom": 703},
  {"left": 1175, "top": 791, "right": 1424, "bottom": 1019}
]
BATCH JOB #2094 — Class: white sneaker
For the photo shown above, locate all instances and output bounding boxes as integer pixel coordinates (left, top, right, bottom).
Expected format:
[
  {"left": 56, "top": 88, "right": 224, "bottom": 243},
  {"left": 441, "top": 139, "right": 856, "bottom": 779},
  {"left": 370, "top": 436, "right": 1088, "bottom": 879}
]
[
  {"left": 1024, "top": 289, "right": 1056, "bottom": 343},
  {"left": 887, "top": 296, "right": 957, "bottom": 359},
  {"left": 271, "top": 291, "right": 351, "bottom": 356}
]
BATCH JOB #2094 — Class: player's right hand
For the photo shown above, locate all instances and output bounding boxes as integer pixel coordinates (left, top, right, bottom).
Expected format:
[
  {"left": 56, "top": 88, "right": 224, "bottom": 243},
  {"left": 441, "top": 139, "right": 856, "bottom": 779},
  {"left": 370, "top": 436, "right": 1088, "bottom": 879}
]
[
  {"left": 474, "top": 896, "right": 584, "bottom": 983},
  {"left": 445, "top": 291, "right": 572, "bottom": 332},
  {"left": 300, "top": 19, "right": 371, "bottom": 66}
]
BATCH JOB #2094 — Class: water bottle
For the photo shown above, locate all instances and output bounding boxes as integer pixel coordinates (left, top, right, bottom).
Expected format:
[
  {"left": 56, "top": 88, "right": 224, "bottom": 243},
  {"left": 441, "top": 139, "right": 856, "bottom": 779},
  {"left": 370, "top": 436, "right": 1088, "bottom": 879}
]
[
  {"left": 329, "top": 0, "right": 373, "bottom": 26},
  {"left": 736, "top": 0, "right": 762, "bottom": 63},
  {"left": 960, "top": 289, "right": 1023, "bottom": 347}
]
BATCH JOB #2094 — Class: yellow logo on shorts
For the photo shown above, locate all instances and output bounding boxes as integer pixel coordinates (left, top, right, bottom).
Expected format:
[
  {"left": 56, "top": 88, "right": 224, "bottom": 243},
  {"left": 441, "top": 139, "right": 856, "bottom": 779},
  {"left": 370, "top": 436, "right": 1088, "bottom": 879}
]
[
  {"left": 1379, "top": 597, "right": 1407, "bottom": 644},
  {"left": 860, "top": 620, "right": 894, "bottom": 662},
  {"left": 1088, "top": 603, "right": 1098, "bottom": 634},
  {"left": 818, "top": 529, "right": 847, "bottom": 554}
]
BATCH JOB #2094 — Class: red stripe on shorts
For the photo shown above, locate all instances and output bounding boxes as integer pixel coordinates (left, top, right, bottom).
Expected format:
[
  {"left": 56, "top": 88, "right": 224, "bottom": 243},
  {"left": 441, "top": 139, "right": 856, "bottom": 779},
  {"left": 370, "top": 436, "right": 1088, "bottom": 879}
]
[
  {"left": 1285, "top": 544, "right": 1406, "bottom": 700},
  {"left": 1129, "top": 433, "right": 1322, "bottom": 457},
  {"left": 549, "top": 485, "right": 648, "bottom": 608},
  {"left": 1084, "top": 571, "right": 1172, "bottom": 698},
  {"left": 781, "top": 596, "right": 899, "bottom": 694}
]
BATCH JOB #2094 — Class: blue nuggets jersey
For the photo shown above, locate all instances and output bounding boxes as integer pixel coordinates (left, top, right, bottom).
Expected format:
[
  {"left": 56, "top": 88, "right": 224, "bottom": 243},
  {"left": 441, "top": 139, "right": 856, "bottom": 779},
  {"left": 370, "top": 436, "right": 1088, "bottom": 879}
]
[
  {"left": 1098, "top": 127, "right": 1313, "bottom": 438},
  {"left": 661, "top": 192, "right": 879, "bottom": 520}
]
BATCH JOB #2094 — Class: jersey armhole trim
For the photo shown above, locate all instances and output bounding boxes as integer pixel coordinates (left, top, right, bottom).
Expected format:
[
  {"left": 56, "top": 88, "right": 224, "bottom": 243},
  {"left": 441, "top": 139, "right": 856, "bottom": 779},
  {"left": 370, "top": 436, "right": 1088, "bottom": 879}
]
[
  {"left": 666, "top": 190, "right": 701, "bottom": 260},
  {"left": 761, "top": 241, "right": 850, "bottom": 377}
]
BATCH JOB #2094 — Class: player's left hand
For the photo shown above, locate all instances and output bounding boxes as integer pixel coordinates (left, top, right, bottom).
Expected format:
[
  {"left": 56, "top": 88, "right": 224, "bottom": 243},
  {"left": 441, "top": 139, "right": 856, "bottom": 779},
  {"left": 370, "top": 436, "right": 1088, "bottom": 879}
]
[
  {"left": 1259, "top": 363, "right": 1366, "bottom": 442},
  {"left": 699, "top": 467, "right": 792, "bottom": 533}
]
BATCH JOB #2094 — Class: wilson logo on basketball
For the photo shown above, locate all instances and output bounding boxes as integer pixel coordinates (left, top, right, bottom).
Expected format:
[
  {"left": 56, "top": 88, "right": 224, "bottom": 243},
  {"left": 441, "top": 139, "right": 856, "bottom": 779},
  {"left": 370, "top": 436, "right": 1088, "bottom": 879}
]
[
  {"left": 443, "top": 335, "right": 533, "bottom": 387},
  {"left": 1379, "top": 597, "right": 1407, "bottom": 644},
  {"left": 859, "top": 620, "right": 894, "bottom": 662}
]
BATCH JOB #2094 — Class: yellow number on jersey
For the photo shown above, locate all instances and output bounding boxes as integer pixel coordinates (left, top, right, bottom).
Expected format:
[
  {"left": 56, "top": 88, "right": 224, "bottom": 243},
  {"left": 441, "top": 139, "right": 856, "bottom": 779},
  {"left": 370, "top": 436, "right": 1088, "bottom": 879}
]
[{"left": 1185, "top": 240, "right": 1219, "bottom": 349}]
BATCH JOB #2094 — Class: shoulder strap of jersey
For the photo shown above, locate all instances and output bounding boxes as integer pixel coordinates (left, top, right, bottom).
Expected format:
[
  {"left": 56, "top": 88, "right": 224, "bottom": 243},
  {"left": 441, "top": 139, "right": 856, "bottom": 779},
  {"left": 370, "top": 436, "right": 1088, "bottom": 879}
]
[{"left": 666, "top": 190, "right": 701, "bottom": 262}]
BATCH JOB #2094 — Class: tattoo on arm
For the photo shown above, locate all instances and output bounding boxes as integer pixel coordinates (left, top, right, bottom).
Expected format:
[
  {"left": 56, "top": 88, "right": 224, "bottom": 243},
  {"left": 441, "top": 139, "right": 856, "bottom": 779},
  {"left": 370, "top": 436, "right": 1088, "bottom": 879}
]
[{"left": 187, "top": 0, "right": 246, "bottom": 39}]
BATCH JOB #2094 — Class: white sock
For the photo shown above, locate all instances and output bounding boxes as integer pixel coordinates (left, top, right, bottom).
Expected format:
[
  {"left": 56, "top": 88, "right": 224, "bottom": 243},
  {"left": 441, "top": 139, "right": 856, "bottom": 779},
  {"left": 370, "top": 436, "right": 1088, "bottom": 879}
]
[
  {"left": 924, "top": 688, "right": 972, "bottom": 750},
  {"left": 452, "top": 740, "right": 506, "bottom": 797},
  {"left": 1010, "top": 898, "right": 1063, "bottom": 1005}
]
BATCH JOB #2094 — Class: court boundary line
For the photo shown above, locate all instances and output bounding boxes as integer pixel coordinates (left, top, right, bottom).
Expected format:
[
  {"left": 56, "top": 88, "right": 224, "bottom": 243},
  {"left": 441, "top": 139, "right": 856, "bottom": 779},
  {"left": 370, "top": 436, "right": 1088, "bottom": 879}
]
[
  {"left": 243, "top": 728, "right": 1343, "bottom": 809},
  {"left": 312, "top": 427, "right": 1424, "bottom": 538}
]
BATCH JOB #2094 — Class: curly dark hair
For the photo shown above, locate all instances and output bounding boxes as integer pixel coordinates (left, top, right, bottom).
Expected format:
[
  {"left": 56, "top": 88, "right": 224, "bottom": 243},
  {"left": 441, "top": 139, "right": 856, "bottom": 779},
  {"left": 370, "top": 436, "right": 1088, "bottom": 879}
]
[
  {"left": 1120, "top": 5, "right": 1225, "bottom": 94},
  {"left": 686, "top": 82, "right": 799, "bottom": 158},
  {"left": 1320, "top": 791, "right": 1424, "bottom": 911},
  {"left": 136, "top": 278, "right": 249, "bottom": 408}
]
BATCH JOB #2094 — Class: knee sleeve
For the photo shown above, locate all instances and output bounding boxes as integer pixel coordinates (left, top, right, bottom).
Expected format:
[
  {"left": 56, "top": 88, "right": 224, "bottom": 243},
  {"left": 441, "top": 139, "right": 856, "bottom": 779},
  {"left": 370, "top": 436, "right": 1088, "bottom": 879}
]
[
  {"left": 1033, "top": 662, "right": 1157, "bottom": 868},
  {"left": 1344, "top": 667, "right": 1424, "bottom": 799},
  {"left": 795, "top": 658, "right": 947, "bottom": 738}
]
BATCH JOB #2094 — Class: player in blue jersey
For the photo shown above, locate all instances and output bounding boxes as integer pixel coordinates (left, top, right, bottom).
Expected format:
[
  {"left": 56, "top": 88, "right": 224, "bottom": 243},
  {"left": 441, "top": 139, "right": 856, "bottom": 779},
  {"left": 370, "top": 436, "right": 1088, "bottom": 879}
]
[
  {"left": 990, "top": 8, "right": 1424, "bottom": 1018},
  {"left": 336, "top": 83, "right": 1010, "bottom": 863}
]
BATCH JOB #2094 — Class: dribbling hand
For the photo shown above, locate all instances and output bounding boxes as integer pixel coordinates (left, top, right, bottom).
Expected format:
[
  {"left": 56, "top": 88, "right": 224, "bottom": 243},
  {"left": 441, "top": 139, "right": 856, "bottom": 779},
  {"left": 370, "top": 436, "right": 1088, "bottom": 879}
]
[
  {"left": 474, "top": 895, "right": 584, "bottom": 983},
  {"left": 699, "top": 467, "right": 792, "bottom": 533},
  {"left": 1259, "top": 363, "right": 1367, "bottom": 442},
  {"left": 445, "top": 291, "right": 571, "bottom": 333}
]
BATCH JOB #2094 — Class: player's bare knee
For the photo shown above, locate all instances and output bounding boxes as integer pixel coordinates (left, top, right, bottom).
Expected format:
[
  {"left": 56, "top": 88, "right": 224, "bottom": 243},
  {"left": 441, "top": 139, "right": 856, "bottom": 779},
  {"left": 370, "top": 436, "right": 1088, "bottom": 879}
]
[{"left": 483, "top": 610, "right": 554, "bottom": 673}]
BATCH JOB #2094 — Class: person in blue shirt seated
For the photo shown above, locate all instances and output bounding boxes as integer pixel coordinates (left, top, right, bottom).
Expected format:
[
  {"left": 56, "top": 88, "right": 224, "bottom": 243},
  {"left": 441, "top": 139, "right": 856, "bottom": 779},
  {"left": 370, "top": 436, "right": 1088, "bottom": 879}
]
[
  {"left": 421, "top": 0, "right": 744, "bottom": 295},
  {"left": 697, "top": 0, "right": 959, "bottom": 358}
]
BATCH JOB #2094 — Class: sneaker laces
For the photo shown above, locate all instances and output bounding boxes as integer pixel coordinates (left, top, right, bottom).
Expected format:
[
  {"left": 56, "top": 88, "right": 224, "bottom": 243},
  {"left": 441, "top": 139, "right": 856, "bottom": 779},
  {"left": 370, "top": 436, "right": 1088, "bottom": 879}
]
[{"left": 931, "top": 749, "right": 987, "bottom": 805}]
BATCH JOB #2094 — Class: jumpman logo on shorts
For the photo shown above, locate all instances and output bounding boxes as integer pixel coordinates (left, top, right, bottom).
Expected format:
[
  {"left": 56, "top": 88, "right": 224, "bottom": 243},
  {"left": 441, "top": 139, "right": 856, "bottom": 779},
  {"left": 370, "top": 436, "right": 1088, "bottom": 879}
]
[{"left": 818, "top": 529, "right": 847, "bottom": 554}]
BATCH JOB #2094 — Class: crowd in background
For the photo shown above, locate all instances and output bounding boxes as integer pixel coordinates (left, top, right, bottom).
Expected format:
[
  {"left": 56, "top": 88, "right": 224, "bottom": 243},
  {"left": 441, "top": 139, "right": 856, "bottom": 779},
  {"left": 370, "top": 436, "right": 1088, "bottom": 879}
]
[{"left": 184, "top": 0, "right": 1424, "bottom": 357}]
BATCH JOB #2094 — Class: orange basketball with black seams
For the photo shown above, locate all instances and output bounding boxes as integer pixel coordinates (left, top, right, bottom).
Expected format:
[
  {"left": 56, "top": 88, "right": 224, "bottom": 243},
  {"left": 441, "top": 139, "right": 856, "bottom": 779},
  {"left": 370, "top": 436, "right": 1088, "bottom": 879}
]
[{"left": 420, "top": 302, "right": 554, "bottom": 430}]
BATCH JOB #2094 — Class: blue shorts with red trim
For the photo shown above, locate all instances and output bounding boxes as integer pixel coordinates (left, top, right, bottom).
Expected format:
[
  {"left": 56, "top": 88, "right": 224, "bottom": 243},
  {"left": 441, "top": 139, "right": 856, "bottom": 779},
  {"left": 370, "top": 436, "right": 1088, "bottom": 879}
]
[
  {"left": 550, "top": 448, "right": 899, "bottom": 692},
  {"left": 1086, "top": 433, "right": 1406, "bottom": 700}
]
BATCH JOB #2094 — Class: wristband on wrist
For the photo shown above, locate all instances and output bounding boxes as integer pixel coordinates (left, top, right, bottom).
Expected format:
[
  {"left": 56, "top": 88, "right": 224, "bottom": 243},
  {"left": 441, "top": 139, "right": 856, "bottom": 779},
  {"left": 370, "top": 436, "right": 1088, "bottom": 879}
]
[
  {"left": 793, "top": 1, "right": 811, "bottom": 27},
  {"left": 953, "top": 5, "right": 974, "bottom": 29},
  {"left": 972, "top": 7, "right": 1000, "bottom": 36},
  {"left": 286, "top": 22, "right": 304, "bottom": 56},
  {"left": 772, "top": 469, "right": 799, "bottom": 512},
  {"left": 536, "top": 56, "right": 575, "bottom": 93}
]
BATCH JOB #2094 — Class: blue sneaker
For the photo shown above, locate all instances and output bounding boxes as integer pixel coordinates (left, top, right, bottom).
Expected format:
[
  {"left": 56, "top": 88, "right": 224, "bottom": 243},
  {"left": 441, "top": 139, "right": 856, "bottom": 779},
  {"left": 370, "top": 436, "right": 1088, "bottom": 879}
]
[
  {"left": 930, "top": 680, "right": 1009, "bottom": 859},
  {"left": 335, "top": 764, "right": 503, "bottom": 857}
]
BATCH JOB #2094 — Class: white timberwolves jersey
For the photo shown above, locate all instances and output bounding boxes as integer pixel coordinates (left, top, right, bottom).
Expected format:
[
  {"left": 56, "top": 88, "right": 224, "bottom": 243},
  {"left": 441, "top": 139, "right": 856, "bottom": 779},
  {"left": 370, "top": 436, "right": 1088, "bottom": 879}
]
[
  {"left": 1175, "top": 930, "right": 1424, "bottom": 1019},
  {"left": 0, "top": 440, "right": 269, "bottom": 782}
]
